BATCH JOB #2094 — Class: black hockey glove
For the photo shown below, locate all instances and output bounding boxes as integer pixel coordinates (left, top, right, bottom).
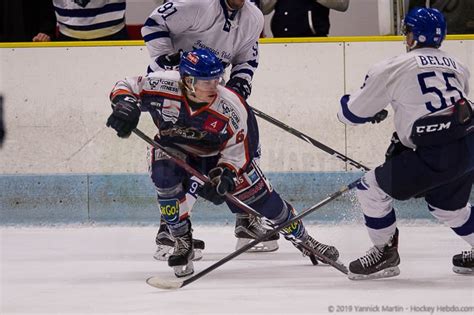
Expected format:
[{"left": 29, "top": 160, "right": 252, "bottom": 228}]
[
  {"left": 385, "top": 132, "right": 410, "bottom": 161},
  {"left": 106, "top": 94, "right": 141, "bottom": 138},
  {"left": 155, "top": 51, "right": 182, "bottom": 71},
  {"left": 198, "top": 166, "right": 236, "bottom": 205},
  {"left": 369, "top": 109, "right": 388, "bottom": 124},
  {"left": 226, "top": 77, "right": 252, "bottom": 100}
]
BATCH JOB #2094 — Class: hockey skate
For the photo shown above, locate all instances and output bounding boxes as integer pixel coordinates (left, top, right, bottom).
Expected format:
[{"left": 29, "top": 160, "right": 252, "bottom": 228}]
[
  {"left": 294, "top": 234, "right": 340, "bottom": 265},
  {"left": 348, "top": 229, "right": 400, "bottom": 280},
  {"left": 452, "top": 249, "right": 473, "bottom": 275},
  {"left": 154, "top": 220, "right": 205, "bottom": 261},
  {"left": 168, "top": 228, "right": 195, "bottom": 278},
  {"left": 235, "top": 214, "right": 279, "bottom": 252}
]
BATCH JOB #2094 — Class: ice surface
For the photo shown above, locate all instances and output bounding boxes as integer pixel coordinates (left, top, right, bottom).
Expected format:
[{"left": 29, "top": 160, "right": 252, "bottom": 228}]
[{"left": 1, "top": 224, "right": 473, "bottom": 314}]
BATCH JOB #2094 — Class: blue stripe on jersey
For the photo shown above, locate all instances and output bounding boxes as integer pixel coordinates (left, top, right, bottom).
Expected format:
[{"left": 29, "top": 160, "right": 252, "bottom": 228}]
[
  {"left": 231, "top": 68, "right": 254, "bottom": 78},
  {"left": 248, "top": 60, "right": 259, "bottom": 68},
  {"left": 143, "top": 31, "right": 170, "bottom": 43},
  {"left": 340, "top": 94, "right": 371, "bottom": 124},
  {"left": 58, "top": 18, "right": 124, "bottom": 31},
  {"left": 364, "top": 208, "right": 396, "bottom": 230},
  {"left": 54, "top": 2, "right": 125, "bottom": 18},
  {"left": 147, "top": 66, "right": 153, "bottom": 74},
  {"left": 356, "top": 181, "right": 368, "bottom": 190},
  {"left": 144, "top": 18, "right": 160, "bottom": 27},
  {"left": 452, "top": 206, "right": 474, "bottom": 236}
]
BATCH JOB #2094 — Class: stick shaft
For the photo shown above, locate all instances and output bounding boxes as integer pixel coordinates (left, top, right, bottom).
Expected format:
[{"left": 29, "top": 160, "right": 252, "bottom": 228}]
[{"left": 251, "top": 107, "right": 370, "bottom": 171}]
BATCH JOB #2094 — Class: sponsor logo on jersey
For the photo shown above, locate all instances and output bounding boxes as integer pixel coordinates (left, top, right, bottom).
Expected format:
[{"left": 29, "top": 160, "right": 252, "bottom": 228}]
[
  {"left": 159, "top": 199, "right": 180, "bottom": 223},
  {"left": 415, "top": 122, "right": 451, "bottom": 133},
  {"left": 161, "top": 126, "right": 207, "bottom": 140},
  {"left": 193, "top": 41, "right": 231, "bottom": 64},
  {"left": 148, "top": 78, "right": 179, "bottom": 93},
  {"left": 219, "top": 101, "right": 240, "bottom": 130},
  {"left": 203, "top": 116, "right": 226, "bottom": 134}
]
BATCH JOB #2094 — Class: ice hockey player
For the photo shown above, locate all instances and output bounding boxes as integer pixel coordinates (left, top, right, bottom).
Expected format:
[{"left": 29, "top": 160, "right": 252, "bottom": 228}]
[
  {"left": 106, "top": 48, "right": 340, "bottom": 277},
  {"left": 337, "top": 7, "right": 473, "bottom": 280},
  {"left": 141, "top": 0, "right": 279, "bottom": 256}
]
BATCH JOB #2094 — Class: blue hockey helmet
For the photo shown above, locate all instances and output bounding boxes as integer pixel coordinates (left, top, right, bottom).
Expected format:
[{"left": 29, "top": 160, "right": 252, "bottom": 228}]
[
  {"left": 179, "top": 48, "right": 224, "bottom": 81},
  {"left": 403, "top": 7, "right": 447, "bottom": 48}
]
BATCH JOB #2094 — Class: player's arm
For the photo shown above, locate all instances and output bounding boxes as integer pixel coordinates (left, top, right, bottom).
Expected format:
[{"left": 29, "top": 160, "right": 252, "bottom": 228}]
[
  {"left": 141, "top": 2, "right": 199, "bottom": 72},
  {"left": 217, "top": 104, "right": 252, "bottom": 175},
  {"left": 106, "top": 77, "right": 144, "bottom": 138},
  {"left": 225, "top": 11, "right": 264, "bottom": 100},
  {"left": 337, "top": 63, "right": 390, "bottom": 126}
]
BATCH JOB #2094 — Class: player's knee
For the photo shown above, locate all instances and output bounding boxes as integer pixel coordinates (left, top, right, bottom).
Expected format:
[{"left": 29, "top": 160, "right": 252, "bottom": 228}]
[
  {"left": 150, "top": 160, "right": 183, "bottom": 191},
  {"left": 428, "top": 203, "right": 473, "bottom": 228},
  {"left": 253, "top": 191, "right": 286, "bottom": 219},
  {"left": 357, "top": 171, "right": 393, "bottom": 217}
]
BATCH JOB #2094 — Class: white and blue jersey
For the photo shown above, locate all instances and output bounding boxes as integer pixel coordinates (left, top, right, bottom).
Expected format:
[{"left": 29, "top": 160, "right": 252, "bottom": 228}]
[
  {"left": 338, "top": 47, "right": 471, "bottom": 148},
  {"left": 53, "top": 0, "right": 126, "bottom": 39},
  {"left": 141, "top": 0, "right": 263, "bottom": 85}
]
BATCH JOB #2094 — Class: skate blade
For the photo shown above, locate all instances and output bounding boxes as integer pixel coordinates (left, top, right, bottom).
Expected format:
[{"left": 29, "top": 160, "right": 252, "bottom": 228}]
[
  {"left": 453, "top": 266, "right": 474, "bottom": 275},
  {"left": 192, "top": 249, "right": 203, "bottom": 261},
  {"left": 173, "top": 261, "right": 194, "bottom": 278},
  {"left": 153, "top": 245, "right": 173, "bottom": 261},
  {"left": 348, "top": 266, "right": 400, "bottom": 280},
  {"left": 236, "top": 238, "right": 279, "bottom": 252}
]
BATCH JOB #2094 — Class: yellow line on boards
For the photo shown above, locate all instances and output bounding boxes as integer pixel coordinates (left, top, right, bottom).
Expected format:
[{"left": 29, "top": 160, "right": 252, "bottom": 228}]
[{"left": 0, "top": 35, "right": 473, "bottom": 48}]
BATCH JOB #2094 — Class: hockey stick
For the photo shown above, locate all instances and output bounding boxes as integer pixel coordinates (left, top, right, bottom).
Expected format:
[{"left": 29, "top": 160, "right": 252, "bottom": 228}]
[
  {"left": 146, "top": 178, "right": 360, "bottom": 289},
  {"left": 250, "top": 107, "right": 370, "bottom": 171},
  {"left": 132, "top": 129, "right": 348, "bottom": 272}
]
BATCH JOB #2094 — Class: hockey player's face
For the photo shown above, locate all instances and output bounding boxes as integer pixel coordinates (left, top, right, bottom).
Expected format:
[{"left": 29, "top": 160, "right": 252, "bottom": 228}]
[
  {"left": 195, "top": 78, "right": 219, "bottom": 99},
  {"left": 185, "top": 77, "right": 220, "bottom": 102},
  {"left": 226, "top": 0, "right": 245, "bottom": 10}
]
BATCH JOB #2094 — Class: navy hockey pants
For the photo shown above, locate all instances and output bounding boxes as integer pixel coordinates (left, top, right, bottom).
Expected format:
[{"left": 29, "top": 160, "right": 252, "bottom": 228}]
[
  {"left": 148, "top": 147, "right": 291, "bottom": 225},
  {"left": 357, "top": 133, "right": 474, "bottom": 246}
]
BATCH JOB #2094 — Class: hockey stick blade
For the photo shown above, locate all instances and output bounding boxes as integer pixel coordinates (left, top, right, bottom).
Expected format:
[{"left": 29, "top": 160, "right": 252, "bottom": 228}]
[
  {"left": 146, "top": 179, "right": 360, "bottom": 290},
  {"left": 146, "top": 276, "right": 184, "bottom": 290}
]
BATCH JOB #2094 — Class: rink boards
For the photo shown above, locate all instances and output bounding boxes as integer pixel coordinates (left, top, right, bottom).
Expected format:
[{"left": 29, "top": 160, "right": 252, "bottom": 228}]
[
  {"left": 0, "top": 38, "right": 472, "bottom": 224},
  {"left": 1, "top": 172, "right": 473, "bottom": 225}
]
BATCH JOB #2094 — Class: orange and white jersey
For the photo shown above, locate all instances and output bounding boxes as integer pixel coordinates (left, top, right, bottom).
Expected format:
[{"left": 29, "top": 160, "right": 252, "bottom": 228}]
[{"left": 110, "top": 71, "right": 260, "bottom": 174}]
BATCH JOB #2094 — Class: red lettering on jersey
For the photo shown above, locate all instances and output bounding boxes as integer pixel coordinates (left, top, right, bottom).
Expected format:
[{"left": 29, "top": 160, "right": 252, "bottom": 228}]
[{"left": 203, "top": 116, "right": 225, "bottom": 133}]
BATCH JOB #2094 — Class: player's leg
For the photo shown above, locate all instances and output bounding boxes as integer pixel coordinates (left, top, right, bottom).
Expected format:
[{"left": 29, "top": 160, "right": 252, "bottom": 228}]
[
  {"left": 153, "top": 183, "right": 205, "bottom": 261},
  {"left": 149, "top": 147, "right": 200, "bottom": 277},
  {"left": 425, "top": 171, "right": 474, "bottom": 275},
  {"left": 349, "top": 135, "right": 474, "bottom": 280},
  {"left": 348, "top": 170, "right": 400, "bottom": 280},
  {"left": 228, "top": 161, "right": 339, "bottom": 263},
  {"left": 229, "top": 161, "right": 279, "bottom": 252}
]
